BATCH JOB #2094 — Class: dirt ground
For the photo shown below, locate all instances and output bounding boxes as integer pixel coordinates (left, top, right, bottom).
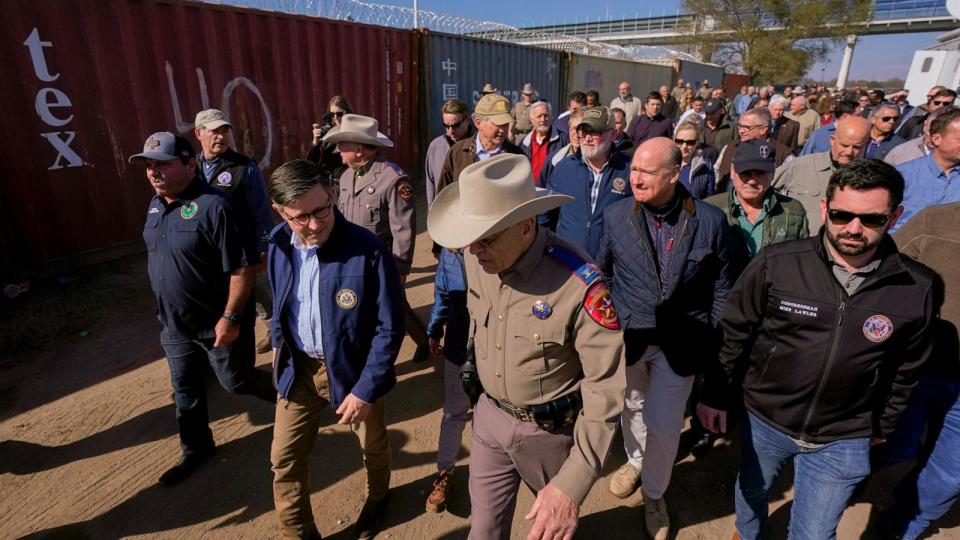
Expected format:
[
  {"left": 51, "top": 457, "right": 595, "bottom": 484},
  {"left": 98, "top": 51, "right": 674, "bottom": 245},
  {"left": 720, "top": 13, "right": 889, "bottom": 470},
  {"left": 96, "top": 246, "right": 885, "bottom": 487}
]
[{"left": 1, "top": 230, "right": 959, "bottom": 540}]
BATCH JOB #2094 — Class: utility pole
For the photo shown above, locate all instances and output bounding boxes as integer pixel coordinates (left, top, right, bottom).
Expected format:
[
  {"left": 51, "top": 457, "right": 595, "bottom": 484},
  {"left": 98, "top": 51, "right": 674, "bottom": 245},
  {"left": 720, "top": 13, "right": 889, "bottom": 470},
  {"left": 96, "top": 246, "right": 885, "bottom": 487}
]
[{"left": 413, "top": 0, "right": 419, "bottom": 28}]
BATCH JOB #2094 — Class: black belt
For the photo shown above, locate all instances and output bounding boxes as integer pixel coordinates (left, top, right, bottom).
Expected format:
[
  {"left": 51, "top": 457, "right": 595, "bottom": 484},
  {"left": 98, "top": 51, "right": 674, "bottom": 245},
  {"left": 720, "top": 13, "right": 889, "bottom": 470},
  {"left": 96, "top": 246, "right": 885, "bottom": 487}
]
[
  {"left": 486, "top": 392, "right": 582, "bottom": 431},
  {"left": 292, "top": 347, "right": 324, "bottom": 365}
]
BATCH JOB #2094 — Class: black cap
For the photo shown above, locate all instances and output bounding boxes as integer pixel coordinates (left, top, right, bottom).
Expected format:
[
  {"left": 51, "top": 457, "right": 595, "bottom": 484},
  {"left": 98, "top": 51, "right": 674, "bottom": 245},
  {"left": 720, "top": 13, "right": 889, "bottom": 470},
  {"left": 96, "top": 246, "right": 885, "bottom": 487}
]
[
  {"left": 732, "top": 139, "right": 776, "bottom": 174},
  {"left": 704, "top": 98, "right": 724, "bottom": 115}
]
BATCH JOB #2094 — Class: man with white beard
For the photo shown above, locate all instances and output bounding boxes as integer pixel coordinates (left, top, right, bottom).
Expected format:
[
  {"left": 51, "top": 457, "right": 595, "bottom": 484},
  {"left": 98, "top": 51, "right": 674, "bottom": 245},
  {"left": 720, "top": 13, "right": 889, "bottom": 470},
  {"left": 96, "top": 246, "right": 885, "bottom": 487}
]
[
  {"left": 542, "top": 106, "right": 632, "bottom": 260},
  {"left": 520, "top": 100, "right": 568, "bottom": 186}
]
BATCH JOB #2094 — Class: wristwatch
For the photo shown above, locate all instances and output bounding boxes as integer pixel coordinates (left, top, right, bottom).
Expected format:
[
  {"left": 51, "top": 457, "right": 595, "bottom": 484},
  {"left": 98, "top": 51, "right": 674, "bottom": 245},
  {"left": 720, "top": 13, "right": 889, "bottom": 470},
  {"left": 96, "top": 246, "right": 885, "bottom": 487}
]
[{"left": 221, "top": 312, "right": 242, "bottom": 325}]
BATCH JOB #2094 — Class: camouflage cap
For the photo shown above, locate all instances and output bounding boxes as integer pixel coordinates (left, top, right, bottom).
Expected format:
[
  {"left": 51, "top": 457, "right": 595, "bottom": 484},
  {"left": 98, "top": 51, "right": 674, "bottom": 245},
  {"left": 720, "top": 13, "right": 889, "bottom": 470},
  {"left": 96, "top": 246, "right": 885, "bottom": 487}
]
[
  {"left": 577, "top": 106, "right": 611, "bottom": 131},
  {"left": 474, "top": 94, "right": 513, "bottom": 125}
]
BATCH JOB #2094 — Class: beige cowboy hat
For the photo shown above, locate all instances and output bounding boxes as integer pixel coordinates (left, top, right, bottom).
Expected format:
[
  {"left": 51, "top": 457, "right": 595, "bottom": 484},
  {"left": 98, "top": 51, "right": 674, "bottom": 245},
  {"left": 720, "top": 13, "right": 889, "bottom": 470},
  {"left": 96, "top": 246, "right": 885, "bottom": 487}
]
[
  {"left": 322, "top": 114, "right": 394, "bottom": 147},
  {"left": 427, "top": 154, "right": 572, "bottom": 249}
]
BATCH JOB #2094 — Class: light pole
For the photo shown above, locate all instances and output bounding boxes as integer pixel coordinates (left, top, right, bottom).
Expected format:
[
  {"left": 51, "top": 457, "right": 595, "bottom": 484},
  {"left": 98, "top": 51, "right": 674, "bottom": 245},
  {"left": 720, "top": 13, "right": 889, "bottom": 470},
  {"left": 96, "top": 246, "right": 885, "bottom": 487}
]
[{"left": 413, "top": 0, "right": 419, "bottom": 28}]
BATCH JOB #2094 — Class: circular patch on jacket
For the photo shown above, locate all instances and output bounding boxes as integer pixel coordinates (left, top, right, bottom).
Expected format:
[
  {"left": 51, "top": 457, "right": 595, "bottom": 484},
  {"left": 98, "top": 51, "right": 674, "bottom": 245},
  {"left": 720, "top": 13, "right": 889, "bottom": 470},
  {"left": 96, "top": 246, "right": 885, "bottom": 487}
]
[
  {"left": 397, "top": 179, "right": 414, "bottom": 202},
  {"left": 613, "top": 177, "right": 626, "bottom": 193},
  {"left": 180, "top": 201, "right": 198, "bottom": 220},
  {"left": 216, "top": 171, "right": 232, "bottom": 186},
  {"left": 863, "top": 315, "right": 894, "bottom": 343},
  {"left": 584, "top": 281, "right": 620, "bottom": 330},
  {"left": 336, "top": 289, "right": 358, "bottom": 309},
  {"left": 367, "top": 186, "right": 375, "bottom": 194},
  {"left": 532, "top": 300, "right": 552, "bottom": 320}
]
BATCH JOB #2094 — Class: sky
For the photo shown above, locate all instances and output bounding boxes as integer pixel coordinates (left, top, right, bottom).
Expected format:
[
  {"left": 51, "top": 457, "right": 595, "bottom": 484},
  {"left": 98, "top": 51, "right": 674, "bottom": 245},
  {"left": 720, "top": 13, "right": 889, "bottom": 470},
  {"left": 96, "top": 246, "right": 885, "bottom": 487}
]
[{"left": 372, "top": 0, "right": 947, "bottom": 82}]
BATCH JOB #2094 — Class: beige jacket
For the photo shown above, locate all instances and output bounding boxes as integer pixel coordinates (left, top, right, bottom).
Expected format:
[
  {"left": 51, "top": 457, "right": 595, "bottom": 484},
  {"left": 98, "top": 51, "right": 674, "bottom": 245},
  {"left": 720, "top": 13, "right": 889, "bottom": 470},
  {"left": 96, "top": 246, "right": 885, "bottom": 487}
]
[
  {"left": 465, "top": 228, "right": 626, "bottom": 503},
  {"left": 772, "top": 150, "right": 834, "bottom": 234}
]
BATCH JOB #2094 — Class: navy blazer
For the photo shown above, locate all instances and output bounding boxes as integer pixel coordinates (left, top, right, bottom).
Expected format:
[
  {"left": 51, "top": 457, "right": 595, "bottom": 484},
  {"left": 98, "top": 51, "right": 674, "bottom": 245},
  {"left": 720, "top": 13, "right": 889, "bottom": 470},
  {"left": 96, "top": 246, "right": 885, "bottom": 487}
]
[{"left": 268, "top": 209, "right": 405, "bottom": 406}]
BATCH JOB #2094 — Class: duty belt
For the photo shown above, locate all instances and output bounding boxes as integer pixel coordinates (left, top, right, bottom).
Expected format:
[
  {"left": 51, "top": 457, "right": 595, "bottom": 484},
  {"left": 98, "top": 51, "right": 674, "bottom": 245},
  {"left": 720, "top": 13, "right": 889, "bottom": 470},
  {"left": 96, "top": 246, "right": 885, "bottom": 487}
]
[{"left": 486, "top": 392, "right": 582, "bottom": 431}]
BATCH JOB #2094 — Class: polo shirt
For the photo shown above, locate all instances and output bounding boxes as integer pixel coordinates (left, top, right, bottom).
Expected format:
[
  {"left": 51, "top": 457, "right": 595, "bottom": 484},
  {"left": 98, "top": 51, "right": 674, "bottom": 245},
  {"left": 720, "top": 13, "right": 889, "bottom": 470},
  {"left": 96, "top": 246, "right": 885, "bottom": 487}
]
[{"left": 143, "top": 178, "right": 255, "bottom": 339}]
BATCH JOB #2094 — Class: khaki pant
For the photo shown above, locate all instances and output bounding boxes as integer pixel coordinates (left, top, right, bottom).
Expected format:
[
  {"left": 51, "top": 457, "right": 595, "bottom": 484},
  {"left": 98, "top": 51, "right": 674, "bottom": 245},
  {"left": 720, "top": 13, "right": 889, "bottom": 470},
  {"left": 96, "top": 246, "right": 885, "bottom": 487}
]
[
  {"left": 271, "top": 355, "right": 391, "bottom": 539},
  {"left": 467, "top": 394, "right": 574, "bottom": 540}
]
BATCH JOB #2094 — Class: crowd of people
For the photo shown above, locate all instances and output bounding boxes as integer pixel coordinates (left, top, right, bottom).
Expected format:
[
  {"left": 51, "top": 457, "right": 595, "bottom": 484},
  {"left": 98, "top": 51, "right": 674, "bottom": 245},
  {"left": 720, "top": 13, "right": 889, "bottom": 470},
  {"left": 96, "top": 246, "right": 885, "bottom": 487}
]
[{"left": 125, "top": 74, "right": 960, "bottom": 540}]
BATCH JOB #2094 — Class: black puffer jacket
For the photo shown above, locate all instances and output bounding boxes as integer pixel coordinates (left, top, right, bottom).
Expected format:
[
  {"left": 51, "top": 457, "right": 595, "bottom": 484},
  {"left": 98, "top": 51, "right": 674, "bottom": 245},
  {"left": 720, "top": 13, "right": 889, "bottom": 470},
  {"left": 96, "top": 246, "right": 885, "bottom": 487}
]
[{"left": 704, "top": 233, "right": 940, "bottom": 443}]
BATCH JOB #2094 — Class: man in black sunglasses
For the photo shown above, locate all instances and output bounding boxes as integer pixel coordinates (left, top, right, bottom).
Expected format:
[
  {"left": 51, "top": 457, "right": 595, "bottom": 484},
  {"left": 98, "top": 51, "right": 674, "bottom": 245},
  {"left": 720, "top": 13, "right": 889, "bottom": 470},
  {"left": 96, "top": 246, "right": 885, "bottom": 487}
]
[
  {"left": 698, "top": 158, "right": 939, "bottom": 540},
  {"left": 899, "top": 87, "right": 957, "bottom": 141},
  {"left": 865, "top": 103, "right": 906, "bottom": 160}
]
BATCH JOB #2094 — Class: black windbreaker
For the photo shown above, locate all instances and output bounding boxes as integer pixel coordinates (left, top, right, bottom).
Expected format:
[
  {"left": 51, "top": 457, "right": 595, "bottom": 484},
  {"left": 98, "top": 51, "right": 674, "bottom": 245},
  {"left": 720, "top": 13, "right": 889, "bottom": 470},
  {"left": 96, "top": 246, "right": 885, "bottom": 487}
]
[{"left": 704, "top": 232, "right": 940, "bottom": 444}]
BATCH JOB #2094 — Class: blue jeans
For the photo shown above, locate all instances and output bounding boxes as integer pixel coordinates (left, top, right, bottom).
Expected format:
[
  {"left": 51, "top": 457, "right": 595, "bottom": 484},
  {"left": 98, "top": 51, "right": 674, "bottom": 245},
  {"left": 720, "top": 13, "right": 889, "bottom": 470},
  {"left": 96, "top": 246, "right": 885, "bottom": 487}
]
[
  {"left": 160, "top": 324, "right": 276, "bottom": 456},
  {"left": 873, "top": 375, "right": 956, "bottom": 469},
  {"left": 735, "top": 412, "right": 871, "bottom": 540},
  {"left": 888, "top": 379, "right": 960, "bottom": 539}
]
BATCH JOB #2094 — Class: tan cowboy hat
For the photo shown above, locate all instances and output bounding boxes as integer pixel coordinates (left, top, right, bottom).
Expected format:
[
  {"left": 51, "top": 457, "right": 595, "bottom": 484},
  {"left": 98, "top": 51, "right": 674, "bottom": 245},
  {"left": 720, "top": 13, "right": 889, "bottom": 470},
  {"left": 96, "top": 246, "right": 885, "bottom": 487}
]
[
  {"left": 427, "top": 154, "right": 572, "bottom": 249},
  {"left": 322, "top": 114, "right": 394, "bottom": 147}
]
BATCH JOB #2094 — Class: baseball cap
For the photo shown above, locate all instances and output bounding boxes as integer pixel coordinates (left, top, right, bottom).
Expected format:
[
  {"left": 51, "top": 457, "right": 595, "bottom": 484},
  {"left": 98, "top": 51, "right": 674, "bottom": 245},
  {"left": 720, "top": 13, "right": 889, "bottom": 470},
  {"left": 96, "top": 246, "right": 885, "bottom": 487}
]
[
  {"left": 128, "top": 131, "right": 195, "bottom": 164},
  {"left": 194, "top": 108, "right": 232, "bottom": 130},
  {"left": 733, "top": 140, "right": 776, "bottom": 174},
  {"left": 578, "top": 106, "right": 610, "bottom": 131},
  {"left": 474, "top": 94, "right": 513, "bottom": 125},
  {"left": 704, "top": 98, "right": 725, "bottom": 115}
]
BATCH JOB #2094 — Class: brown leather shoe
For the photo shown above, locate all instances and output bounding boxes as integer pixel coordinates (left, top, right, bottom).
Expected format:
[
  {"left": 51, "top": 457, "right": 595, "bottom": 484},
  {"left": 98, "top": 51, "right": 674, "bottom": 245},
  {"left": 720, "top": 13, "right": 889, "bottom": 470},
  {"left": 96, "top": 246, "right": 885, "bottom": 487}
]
[{"left": 425, "top": 469, "right": 453, "bottom": 513}]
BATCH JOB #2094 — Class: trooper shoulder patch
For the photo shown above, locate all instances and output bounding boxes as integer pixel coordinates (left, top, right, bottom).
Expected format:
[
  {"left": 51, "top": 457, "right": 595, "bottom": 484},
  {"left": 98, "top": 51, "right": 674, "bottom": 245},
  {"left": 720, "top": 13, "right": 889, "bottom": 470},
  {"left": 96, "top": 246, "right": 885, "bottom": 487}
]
[
  {"left": 584, "top": 281, "right": 620, "bottom": 330},
  {"left": 384, "top": 160, "right": 406, "bottom": 177},
  {"left": 546, "top": 244, "right": 601, "bottom": 287},
  {"left": 396, "top": 178, "right": 414, "bottom": 203}
]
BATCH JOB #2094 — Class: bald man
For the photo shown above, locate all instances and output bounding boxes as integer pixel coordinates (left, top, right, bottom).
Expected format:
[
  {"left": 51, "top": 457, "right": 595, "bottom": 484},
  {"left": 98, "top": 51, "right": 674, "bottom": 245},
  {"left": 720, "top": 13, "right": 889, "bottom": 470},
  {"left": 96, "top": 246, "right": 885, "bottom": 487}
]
[
  {"left": 598, "top": 137, "right": 735, "bottom": 540},
  {"left": 772, "top": 115, "right": 871, "bottom": 233}
]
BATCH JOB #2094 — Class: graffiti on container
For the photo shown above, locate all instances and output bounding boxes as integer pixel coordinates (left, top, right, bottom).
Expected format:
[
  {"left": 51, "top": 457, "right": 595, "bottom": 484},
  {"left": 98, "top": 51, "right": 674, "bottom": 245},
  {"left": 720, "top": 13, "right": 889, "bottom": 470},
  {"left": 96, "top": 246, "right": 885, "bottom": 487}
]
[
  {"left": 443, "top": 84, "right": 459, "bottom": 100},
  {"left": 164, "top": 61, "right": 274, "bottom": 170},
  {"left": 23, "top": 28, "right": 84, "bottom": 171},
  {"left": 441, "top": 58, "right": 457, "bottom": 77},
  {"left": 585, "top": 70, "right": 604, "bottom": 92}
]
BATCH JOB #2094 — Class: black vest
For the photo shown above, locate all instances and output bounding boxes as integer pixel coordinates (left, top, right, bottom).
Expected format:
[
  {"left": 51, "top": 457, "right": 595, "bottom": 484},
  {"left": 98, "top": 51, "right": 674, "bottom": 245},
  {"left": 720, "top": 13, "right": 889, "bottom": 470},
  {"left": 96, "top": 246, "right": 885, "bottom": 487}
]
[{"left": 199, "top": 148, "right": 256, "bottom": 234}]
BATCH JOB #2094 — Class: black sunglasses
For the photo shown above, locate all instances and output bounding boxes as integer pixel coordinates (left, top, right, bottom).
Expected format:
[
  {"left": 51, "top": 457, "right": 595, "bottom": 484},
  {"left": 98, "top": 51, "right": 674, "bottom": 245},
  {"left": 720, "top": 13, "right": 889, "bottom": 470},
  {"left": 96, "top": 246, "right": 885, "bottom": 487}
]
[
  {"left": 674, "top": 138, "right": 697, "bottom": 146},
  {"left": 826, "top": 208, "right": 892, "bottom": 228},
  {"left": 332, "top": 111, "right": 346, "bottom": 117},
  {"left": 443, "top": 118, "right": 466, "bottom": 130},
  {"left": 933, "top": 100, "right": 954, "bottom": 106},
  {"left": 880, "top": 116, "right": 900, "bottom": 122}
]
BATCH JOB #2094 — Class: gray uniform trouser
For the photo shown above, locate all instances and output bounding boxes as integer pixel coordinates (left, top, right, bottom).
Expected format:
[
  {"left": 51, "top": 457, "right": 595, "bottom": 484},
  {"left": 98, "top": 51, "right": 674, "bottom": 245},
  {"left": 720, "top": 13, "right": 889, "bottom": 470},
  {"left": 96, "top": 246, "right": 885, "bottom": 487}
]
[{"left": 467, "top": 394, "right": 574, "bottom": 540}]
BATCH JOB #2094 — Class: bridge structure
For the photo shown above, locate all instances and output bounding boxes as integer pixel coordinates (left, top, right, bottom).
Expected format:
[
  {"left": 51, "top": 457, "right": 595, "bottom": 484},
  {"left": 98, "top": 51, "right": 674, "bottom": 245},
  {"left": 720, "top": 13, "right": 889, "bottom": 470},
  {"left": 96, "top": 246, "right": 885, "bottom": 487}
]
[{"left": 505, "top": 0, "right": 958, "bottom": 88}]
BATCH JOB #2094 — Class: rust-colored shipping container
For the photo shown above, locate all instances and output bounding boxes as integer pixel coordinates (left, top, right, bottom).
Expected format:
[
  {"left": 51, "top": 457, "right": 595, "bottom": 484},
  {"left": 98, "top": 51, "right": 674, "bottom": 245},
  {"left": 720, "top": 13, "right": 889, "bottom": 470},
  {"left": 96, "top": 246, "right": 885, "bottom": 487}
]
[
  {"left": 723, "top": 73, "right": 751, "bottom": 98},
  {"left": 0, "top": 0, "right": 419, "bottom": 272}
]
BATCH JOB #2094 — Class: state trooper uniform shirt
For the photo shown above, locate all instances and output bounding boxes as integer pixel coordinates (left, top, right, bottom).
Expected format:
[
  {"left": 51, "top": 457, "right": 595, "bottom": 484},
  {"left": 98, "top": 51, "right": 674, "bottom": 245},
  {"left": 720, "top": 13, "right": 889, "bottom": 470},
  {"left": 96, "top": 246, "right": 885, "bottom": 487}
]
[
  {"left": 464, "top": 227, "right": 626, "bottom": 503},
  {"left": 337, "top": 155, "right": 416, "bottom": 275}
]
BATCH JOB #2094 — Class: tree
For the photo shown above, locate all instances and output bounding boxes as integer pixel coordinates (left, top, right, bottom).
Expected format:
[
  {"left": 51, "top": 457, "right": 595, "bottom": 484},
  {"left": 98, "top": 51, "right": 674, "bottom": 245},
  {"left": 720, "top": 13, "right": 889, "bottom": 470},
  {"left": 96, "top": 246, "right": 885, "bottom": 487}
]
[{"left": 681, "top": 0, "right": 871, "bottom": 84}]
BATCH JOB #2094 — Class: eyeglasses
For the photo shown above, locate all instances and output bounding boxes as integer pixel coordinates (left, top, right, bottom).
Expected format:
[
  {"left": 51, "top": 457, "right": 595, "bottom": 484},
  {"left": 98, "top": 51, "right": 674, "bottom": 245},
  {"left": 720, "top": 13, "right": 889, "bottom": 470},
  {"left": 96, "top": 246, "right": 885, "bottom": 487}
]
[
  {"left": 332, "top": 111, "right": 346, "bottom": 118},
  {"left": 826, "top": 208, "right": 892, "bottom": 228},
  {"left": 737, "top": 124, "right": 765, "bottom": 131},
  {"left": 443, "top": 118, "right": 466, "bottom": 130},
  {"left": 933, "top": 100, "right": 954, "bottom": 106},
  {"left": 880, "top": 116, "right": 900, "bottom": 122},
  {"left": 473, "top": 229, "right": 509, "bottom": 250},
  {"left": 281, "top": 203, "right": 333, "bottom": 226},
  {"left": 575, "top": 126, "right": 609, "bottom": 139},
  {"left": 674, "top": 138, "right": 697, "bottom": 147}
]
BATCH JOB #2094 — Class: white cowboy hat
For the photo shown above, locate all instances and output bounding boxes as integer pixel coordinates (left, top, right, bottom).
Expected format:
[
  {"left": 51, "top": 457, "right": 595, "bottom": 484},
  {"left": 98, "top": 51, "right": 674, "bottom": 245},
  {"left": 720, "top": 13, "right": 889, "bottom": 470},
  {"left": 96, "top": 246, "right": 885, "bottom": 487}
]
[
  {"left": 427, "top": 154, "right": 572, "bottom": 249},
  {"left": 322, "top": 114, "right": 394, "bottom": 147}
]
